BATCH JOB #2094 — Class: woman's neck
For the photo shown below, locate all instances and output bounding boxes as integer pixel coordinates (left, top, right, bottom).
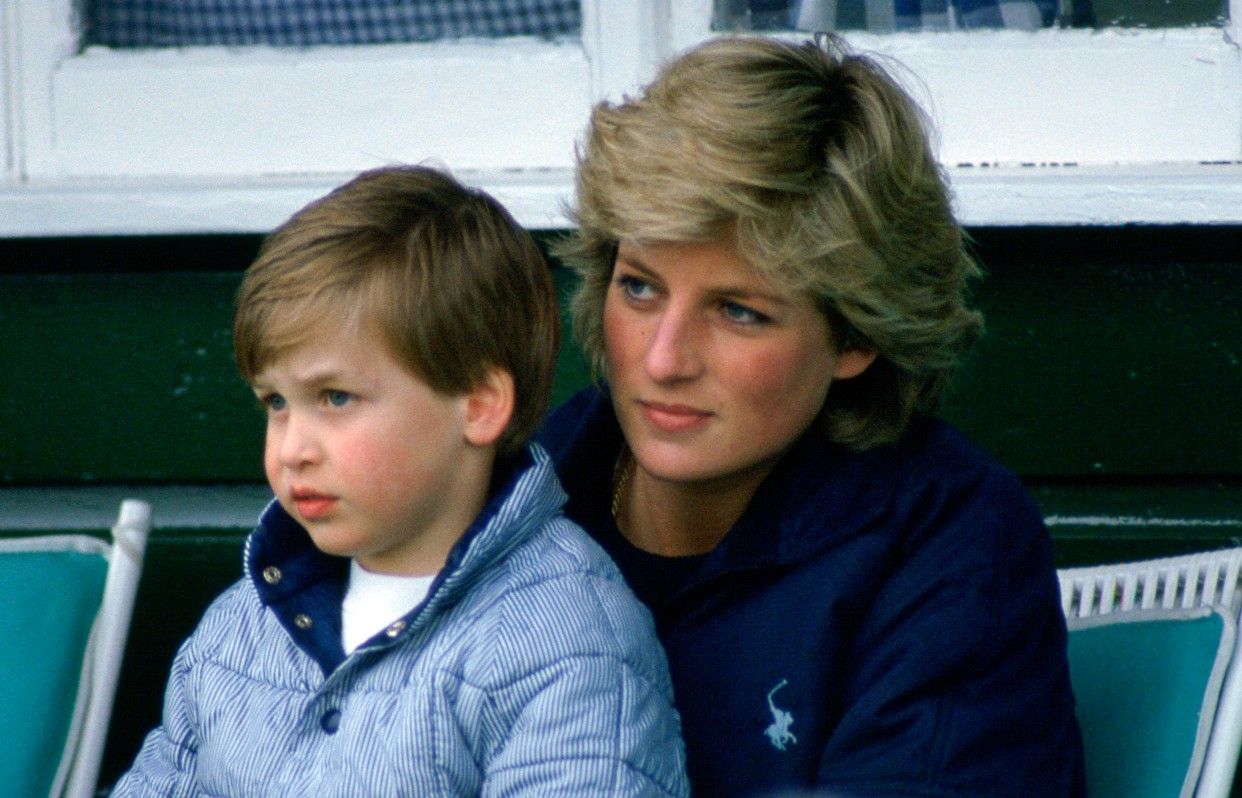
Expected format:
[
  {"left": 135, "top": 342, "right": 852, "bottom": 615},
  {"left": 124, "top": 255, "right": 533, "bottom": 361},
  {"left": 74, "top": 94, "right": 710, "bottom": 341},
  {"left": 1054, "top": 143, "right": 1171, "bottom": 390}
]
[{"left": 615, "top": 452, "right": 775, "bottom": 557}]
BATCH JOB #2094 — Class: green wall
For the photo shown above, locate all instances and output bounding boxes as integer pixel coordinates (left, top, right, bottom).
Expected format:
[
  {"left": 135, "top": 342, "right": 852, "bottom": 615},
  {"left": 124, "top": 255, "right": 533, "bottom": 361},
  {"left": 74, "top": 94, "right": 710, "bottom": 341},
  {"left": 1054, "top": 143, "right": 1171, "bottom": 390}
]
[
  {"left": 3, "top": 228, "right": 1238, "bottom": 483},
  {"left": 0, "top": 234, "right": 590, "bottom": 484},
  {"left": 1, "top": 226, "right": 1239, "bottom": 788}
]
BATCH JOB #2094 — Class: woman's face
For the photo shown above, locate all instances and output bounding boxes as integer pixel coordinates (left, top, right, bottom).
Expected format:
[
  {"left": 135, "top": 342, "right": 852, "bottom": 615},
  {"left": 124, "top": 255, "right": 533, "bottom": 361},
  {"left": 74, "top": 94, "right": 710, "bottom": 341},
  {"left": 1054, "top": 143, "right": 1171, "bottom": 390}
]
[{"left": 603, "top": 236, "right": 874, "bottom": 490}]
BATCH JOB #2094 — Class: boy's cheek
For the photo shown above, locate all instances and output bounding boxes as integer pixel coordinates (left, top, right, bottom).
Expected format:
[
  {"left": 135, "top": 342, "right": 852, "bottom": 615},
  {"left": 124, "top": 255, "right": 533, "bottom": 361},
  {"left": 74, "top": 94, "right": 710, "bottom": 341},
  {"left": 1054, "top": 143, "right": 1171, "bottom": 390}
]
[{"left": 262, "top": 442, "right": 284, "bottom": 491}]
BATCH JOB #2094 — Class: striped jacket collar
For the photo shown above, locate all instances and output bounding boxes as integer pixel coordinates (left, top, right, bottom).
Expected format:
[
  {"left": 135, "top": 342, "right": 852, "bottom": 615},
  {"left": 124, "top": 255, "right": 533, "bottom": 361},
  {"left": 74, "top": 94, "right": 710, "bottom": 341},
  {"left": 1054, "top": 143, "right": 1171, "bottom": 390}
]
[{"left": 243, "top": 443, "right": 567, "bottom": 674}]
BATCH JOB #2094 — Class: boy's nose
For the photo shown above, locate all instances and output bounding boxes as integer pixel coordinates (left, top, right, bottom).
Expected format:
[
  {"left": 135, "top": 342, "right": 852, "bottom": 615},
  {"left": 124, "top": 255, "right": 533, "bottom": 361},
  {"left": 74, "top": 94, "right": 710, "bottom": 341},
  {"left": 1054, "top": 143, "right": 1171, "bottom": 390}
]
[{"left": 275, "top": 413, "right": 322, "bottom": 468}]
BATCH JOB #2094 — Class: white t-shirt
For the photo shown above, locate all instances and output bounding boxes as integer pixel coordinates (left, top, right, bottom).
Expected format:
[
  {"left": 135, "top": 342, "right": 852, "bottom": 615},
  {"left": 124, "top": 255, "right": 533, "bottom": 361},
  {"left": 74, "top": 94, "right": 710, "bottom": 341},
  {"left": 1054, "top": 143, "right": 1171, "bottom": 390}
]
[{"left": 341, "top": 560, "right": 434, "bottom": 654}]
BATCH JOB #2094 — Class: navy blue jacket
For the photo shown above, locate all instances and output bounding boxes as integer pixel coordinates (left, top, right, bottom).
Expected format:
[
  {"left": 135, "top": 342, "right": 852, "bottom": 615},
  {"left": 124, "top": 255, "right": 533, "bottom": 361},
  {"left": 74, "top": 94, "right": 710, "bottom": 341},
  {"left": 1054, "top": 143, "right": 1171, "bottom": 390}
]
[{"left": 538, "top": 387, "right": 1085, "bottom": 797}]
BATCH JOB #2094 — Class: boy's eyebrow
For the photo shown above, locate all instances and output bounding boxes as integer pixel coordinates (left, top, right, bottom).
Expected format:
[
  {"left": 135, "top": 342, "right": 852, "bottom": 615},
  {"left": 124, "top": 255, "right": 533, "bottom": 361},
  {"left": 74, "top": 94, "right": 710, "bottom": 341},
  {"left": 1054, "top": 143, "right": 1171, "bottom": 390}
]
[
  {"left": 251, "top": 364, "right": 356, "bottom": 390},
  {"left": 297, "top": 364, "right": 345, "bottom": 381}
]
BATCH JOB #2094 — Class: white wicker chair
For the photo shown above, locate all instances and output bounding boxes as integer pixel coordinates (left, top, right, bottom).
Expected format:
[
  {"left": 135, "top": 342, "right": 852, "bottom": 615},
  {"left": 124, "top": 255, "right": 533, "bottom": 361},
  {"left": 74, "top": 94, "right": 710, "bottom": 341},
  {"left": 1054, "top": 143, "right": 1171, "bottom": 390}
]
[
  {"left": 0, "top": 499, "right": 151, "bottom": 798},
  {"left": 1059, "top": 547, "right": 1242, "bottom": 798}
]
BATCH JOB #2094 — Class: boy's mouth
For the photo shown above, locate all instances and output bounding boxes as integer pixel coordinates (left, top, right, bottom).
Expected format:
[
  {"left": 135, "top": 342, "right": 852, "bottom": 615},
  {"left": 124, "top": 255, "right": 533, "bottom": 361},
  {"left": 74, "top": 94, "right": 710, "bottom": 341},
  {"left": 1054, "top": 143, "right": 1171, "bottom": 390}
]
[{"left": 291, "top": 488, "right": 337, "bottom": 520}]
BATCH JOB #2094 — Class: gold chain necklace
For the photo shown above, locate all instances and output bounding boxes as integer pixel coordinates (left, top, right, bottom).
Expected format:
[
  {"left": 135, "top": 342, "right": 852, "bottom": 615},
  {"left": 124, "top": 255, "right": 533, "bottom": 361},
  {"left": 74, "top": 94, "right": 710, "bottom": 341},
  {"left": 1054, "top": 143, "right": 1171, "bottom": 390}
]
[{"left": 611, "top": 448, "right": 635, "bottom": 522}]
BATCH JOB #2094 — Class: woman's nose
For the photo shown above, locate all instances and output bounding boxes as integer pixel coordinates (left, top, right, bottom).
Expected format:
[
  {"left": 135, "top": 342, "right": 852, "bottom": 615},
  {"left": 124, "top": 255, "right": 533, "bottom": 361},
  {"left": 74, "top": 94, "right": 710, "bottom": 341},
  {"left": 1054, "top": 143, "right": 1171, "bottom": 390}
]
[{"left": 644, "top": 307, "right": 704, "bottom": 383}]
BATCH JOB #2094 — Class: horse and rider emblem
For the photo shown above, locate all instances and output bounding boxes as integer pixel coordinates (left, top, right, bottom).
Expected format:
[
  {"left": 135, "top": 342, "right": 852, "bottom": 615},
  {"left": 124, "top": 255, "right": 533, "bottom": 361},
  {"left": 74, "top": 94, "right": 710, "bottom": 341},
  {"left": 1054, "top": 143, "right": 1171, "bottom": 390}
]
[{"left": 764, "top": 679, "right": 798, "bottom": 751}]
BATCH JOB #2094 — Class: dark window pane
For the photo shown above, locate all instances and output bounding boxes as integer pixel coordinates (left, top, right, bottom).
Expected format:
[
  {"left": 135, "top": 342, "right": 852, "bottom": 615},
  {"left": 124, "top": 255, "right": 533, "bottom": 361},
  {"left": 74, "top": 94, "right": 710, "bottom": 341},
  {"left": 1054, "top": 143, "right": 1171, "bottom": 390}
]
[{"left": 713, "top": 0, "right": 1227, "bottom": 31}]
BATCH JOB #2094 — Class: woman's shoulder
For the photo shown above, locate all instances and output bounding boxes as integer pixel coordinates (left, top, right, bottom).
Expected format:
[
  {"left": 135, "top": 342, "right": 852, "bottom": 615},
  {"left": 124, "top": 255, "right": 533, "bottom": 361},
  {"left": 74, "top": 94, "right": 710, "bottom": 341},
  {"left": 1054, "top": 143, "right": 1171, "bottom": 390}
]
[
  {"left": 854, "top": 419, "right": 1053, "bottom": 582},
  {"left": 900, "top": 418, "right": 1042, "bottom": 519},
  {"left": 765, "top": 417, "right": 1044, "bottom": 560},
  {"left": 840, "top": 416, "right": 1035, "bottom": 509},
  {"left": 536, "top": 385, "right": 613, "bottom": 464}
]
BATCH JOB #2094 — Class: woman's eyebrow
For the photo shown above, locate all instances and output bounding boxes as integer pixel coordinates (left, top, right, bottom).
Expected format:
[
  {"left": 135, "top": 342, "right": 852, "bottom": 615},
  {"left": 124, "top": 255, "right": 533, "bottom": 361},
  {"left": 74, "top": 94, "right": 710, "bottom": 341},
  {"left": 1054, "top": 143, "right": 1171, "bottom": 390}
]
[
  {"left": 614, "top": 251, "right": 652, "bottom": 273},
  {"left": 617, "top": 246, "right": 792, "bottom": 306}
]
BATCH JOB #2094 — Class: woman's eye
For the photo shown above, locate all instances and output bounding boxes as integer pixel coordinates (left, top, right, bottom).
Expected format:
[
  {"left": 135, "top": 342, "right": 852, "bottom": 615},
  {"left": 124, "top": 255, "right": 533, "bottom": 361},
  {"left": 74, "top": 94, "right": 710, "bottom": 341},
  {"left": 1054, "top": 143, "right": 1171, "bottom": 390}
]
[
  {"left": 722, "top": 301, "right": 770, "bottom": 326},
  {"left": 325, "top": 390, "right": 352, "bottom": 408},
  {"left": 617, "top": 274, "right": 656, "bottom": 302}
]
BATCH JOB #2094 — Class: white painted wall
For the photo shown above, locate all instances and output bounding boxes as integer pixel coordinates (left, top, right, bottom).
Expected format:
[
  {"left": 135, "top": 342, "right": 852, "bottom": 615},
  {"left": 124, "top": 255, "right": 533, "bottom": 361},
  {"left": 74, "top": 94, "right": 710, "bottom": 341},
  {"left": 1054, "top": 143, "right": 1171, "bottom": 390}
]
[
  {"left": 45, "top": 41, "right": 590, "bottom": 176},
  {"left": 1, "top": 0, "right": 1240, "bottom": 235},
  {"left": 882, "top": 29, "right": 1240, "bottom": 166},
  {"left": 0, "top": 0, "right": 18, "bottom": 179}
]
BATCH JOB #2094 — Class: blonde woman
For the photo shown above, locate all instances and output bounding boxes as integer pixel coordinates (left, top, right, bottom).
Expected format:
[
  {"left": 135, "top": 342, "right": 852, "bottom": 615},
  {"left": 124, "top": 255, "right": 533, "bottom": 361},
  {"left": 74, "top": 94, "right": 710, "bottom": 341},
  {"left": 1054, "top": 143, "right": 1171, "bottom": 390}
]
[{"left": 539, "top": 35, "right": 1085, "bottom": 797}]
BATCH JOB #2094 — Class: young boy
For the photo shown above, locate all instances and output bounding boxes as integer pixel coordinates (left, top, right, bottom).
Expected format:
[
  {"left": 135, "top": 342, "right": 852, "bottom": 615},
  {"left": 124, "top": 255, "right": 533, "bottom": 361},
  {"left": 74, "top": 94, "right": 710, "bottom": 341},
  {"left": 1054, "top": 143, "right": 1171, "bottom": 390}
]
[{"left": 113, "top": 166, "right": 688, "bottom": 797}]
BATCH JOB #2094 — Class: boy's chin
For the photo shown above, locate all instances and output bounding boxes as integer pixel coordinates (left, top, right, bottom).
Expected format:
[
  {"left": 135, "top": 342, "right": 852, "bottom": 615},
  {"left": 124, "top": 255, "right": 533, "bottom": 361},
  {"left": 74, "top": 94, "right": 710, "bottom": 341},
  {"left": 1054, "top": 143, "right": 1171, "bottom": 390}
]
[{"left": 301, "top": 526, "right": 362, "bottom": 560}]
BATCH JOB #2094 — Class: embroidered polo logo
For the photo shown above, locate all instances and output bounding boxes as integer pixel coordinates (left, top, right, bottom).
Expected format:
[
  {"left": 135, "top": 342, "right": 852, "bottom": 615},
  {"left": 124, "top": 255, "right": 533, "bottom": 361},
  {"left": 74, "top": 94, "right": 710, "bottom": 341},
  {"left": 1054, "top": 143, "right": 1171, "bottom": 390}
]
[{"left": 764, "top": 679, "right": 798, "bottom": 751}]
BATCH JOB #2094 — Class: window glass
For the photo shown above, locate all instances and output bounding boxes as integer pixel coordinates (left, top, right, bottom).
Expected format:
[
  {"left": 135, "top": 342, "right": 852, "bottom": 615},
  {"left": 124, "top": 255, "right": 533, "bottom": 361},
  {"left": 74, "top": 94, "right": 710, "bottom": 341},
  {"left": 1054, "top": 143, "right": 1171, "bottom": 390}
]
[
  {"left": 712, "top": 0, "right": 1227, "bottom": 31},
  {"left": 85, "top": 0, "right": 581, "bottom": 48}
]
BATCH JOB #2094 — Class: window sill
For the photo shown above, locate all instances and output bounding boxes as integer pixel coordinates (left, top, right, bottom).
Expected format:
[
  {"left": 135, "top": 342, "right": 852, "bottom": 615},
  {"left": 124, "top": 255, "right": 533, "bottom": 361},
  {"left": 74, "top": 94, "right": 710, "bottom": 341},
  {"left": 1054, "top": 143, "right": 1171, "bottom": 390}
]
[{"left": 1, "top": 161, "right": 1240, "bottom": 237}]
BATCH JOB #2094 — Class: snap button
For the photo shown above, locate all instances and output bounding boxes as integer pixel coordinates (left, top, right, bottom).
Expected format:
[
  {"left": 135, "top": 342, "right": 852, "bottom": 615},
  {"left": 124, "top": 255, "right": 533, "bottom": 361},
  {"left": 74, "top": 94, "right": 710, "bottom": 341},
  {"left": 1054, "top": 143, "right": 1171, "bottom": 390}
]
[
  {"left": 320, "top": 708, "right": 341, "bottom": 734},
  {"left": 294, "top": 613, "right": 313, "bottom": 630},
  {"left": 384, "top": 620, "right": 406, "bottom": 638},
  {"left": 262, "top": 566, "right": 282, "bottom": 585}
]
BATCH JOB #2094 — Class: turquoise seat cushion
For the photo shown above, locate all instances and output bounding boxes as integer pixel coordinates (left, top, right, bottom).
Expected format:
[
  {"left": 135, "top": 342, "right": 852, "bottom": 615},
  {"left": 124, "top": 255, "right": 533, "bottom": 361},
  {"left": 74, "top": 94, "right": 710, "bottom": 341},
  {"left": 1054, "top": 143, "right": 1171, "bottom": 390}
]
[
  {"left": 1067, "top": 606, "right": 1234, "bottom": 798},
  {"left": 0, "top": 538, "right": 109, "bottom": 797}
]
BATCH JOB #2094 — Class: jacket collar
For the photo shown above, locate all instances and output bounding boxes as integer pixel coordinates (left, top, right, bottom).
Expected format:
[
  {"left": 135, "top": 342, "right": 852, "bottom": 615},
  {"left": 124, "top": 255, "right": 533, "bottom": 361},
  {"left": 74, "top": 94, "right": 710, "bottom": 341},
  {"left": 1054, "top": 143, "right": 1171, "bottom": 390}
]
[
  {"left": 543, "top": 385, "right": 917, "bottom": 580},
  {"left": 244, "top": 444, "right": 566, "bottom": 674}
]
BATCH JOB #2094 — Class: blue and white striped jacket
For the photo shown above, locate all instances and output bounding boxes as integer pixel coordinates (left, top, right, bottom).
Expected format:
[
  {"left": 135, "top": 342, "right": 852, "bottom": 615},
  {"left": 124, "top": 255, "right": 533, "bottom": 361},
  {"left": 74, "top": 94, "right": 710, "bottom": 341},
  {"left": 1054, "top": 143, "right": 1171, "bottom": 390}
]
[{"left": 114, "top": 445, "right": 689, "bottom": 797}]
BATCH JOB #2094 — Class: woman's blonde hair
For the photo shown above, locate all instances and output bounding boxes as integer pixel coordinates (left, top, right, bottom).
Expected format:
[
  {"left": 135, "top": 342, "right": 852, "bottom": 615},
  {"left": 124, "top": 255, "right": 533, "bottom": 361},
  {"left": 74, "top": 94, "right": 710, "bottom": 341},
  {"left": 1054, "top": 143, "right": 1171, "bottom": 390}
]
[
  {"left": 234, "top": 165, "right": 560, "bottom": 454},
  {"left": 559, "top": 34, "right": 983, "bottom": 449}
]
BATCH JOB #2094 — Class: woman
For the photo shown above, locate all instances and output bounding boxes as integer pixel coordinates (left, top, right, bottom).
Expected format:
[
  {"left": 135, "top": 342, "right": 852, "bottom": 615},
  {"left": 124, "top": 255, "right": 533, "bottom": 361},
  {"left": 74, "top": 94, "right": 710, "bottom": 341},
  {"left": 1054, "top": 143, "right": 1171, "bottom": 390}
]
[{"left": 538, "top": 34, "right": 1085, "bottom": 797}]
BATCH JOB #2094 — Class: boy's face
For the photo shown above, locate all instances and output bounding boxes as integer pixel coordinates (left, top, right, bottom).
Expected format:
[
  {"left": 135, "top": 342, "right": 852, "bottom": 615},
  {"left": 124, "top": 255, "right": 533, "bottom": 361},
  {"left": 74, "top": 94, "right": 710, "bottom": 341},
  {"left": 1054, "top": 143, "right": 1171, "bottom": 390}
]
[{"left": 251, "top": 321, "right": 482, "bottom": 576}]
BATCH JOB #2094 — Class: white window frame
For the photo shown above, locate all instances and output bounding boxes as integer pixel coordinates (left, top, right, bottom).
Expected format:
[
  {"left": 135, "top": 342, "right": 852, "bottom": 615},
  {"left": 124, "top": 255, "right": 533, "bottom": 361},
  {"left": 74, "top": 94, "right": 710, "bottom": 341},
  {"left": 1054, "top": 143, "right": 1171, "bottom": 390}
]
[
  {"left": 1, "top": 0, "right": 1240, "bottom": 236},
  {"left": 670, "top": 0, "right": 1242, "bottom": 225}
]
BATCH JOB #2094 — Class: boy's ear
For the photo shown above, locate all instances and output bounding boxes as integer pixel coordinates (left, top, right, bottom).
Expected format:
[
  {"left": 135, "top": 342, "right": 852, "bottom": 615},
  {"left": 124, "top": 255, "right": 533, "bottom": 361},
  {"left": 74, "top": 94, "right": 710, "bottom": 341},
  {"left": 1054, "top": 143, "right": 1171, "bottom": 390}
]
[
  {"left": 463, "top": 367, "right": 515, "bottom": 447},
  {"left": 832, "top": 347, "right": 878, "bottom": 380}
]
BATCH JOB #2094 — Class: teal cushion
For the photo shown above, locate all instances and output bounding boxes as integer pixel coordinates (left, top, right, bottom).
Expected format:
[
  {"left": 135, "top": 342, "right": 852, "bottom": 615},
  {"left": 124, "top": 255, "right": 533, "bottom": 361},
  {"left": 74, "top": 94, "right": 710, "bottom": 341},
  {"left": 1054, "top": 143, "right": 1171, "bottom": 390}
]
[
  {"left": 1068, "top": 607, "right": 1234, "bottom": 798},
  {"left": 0, "top": 540, "right": 109, "bottom": 797}
]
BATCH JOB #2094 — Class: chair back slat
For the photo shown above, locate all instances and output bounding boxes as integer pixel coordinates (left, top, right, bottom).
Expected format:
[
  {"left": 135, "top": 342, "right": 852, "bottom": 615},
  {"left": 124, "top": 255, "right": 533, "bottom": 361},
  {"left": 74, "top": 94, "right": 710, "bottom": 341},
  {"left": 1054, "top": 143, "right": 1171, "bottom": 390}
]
[
  {"left": 1119, "top": 572, "right": 1139, "bottom": 611},
  {"left": 1062, "top": 550, "right": 1242, "bottom": 620}
]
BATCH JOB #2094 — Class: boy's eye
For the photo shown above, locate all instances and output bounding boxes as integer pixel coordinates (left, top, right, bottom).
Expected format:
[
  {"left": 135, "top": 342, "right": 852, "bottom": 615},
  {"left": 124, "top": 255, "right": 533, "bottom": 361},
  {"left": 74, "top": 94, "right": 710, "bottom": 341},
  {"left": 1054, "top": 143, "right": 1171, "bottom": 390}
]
[
  {"left": 325, "top": 390, "right": 352, "bottom": 408},
  {"left": 617, "top": 274, "right": 656, "bottom": 302},
  {"left": 260, "top": 393, "right": 287, "bottom": 412},
  {"left": 722, "top": 300, "right": 770, "bottom": 326}
]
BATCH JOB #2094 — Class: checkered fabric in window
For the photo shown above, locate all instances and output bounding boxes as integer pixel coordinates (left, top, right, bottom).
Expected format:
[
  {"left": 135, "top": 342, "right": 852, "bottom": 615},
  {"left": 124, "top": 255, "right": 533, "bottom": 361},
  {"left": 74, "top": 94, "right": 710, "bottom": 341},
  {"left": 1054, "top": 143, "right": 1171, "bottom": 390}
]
[
  {"left": 715, "top": 0, "right": 1064, "bottom": 31},
  {"left": 86, "top": 0, "right": 581, "bottom": 47}
]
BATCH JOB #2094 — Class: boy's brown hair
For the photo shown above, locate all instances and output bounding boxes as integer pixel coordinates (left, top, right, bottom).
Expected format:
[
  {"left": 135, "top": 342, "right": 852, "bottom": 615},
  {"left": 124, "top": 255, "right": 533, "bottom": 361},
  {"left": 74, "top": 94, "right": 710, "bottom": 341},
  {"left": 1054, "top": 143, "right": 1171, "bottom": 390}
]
[{"left": 234, "top": 165, "right": 560, "bottom": 454}]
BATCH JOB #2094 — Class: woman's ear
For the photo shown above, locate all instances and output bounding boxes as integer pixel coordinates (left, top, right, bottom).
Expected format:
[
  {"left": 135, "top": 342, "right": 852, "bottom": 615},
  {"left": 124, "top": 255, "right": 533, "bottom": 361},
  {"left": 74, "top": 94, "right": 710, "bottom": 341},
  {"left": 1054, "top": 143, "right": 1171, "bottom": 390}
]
[
  {"left": 463, "top": 367, "right": 515, "bottom": 448},
  {"left": 832, "top": 348, "right": 878, "bottom": 380}
]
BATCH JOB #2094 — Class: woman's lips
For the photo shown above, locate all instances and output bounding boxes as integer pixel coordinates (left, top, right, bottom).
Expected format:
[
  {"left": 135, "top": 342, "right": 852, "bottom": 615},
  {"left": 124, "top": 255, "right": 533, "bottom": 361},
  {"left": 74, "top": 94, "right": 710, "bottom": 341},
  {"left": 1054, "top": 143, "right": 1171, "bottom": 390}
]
[
  {"left": 640, "top": 401, "right": 713, "bottom": 433},
  {"left": 291, "top": 489, "right": 337, "bottom": 520}
]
